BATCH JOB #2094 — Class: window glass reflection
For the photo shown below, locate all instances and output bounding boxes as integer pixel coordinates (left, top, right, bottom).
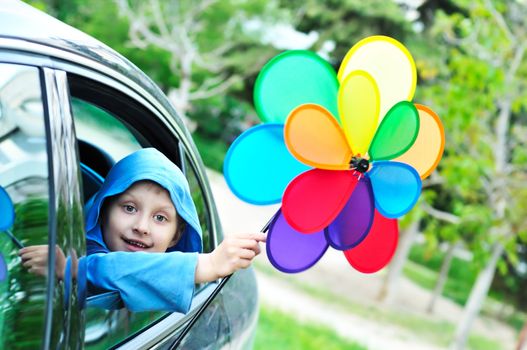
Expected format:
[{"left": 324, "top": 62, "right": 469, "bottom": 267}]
[{"left": 0, "top": 63, "right": 49, "bottom": 349}]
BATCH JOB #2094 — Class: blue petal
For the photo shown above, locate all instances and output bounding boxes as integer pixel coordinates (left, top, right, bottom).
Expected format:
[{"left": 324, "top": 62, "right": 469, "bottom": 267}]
[
  {"left": 367, "top": 161, "right": 421, "bottom": 218},
  {"left": 224, "top": 124, "right": 310, "bottom": 205},
  {"left": 0, "top": 186, "right": 15, "bottom": 231}
]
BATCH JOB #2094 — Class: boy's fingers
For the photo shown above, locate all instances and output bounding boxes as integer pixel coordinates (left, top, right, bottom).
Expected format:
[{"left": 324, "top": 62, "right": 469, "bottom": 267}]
[
  {"left": 19, "top": 245, "right": 48, "bottom": 256},
  {"left": 233, "top": 233, "right": 266, "bottom": 242},
  {"left": 234, "top": 239, "right": 261, "bottom": 254},
  {"left": 253, "top": 233, "right": 267, "bottom": 242},
  {"left": 238, "top": 248, "right": 256, "bottom": 260},
  {"left": 20, "top": 245, "right": 47, "bottom": 252},
  {"left": 19, "top": 250, "right": 46, "bottom": 261}
]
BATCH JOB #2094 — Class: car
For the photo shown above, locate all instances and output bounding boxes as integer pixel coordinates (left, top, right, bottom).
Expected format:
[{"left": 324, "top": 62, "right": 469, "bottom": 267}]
[{"left": 0, "top": 1, "right": 258, "bottom": 349}]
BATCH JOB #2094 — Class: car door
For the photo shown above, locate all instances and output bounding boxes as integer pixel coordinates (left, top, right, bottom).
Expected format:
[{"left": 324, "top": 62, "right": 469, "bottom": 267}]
[{"left": 0, "top": 60, "right": 85, "bottom": 349}]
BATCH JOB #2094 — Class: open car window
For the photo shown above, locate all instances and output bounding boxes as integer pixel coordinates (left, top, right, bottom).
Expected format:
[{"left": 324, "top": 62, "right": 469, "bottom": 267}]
[{"left": 67, "top": 74, "right": 217, "bottom": 348}]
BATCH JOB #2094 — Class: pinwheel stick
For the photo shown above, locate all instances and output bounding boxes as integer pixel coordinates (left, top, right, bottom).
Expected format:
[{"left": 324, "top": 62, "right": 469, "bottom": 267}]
[
  {"left": 4, "top": 229, "right": 23, "bottom": 249},
  {"left": 169, "top": 211, "right": 277, "bottom": 349}
]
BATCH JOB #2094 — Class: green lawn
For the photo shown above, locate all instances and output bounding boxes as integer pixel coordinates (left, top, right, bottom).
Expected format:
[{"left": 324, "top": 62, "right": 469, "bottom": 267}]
[
  {"left": 254, "top": 305, "right": 367, "bottom": 350},
  {"left": 254, "top": 261, "right": 504, "bottom": 350},
  {"left": 405, "top": 244, "right": 525, "bottom": 332},
  {"left": 406, "top": 244, "right": 478, "bottom": 306}
]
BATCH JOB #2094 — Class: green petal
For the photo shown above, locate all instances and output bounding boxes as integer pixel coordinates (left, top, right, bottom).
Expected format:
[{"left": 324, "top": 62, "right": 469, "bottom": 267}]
[{"left": 369, "top": 101, "right": 419, "bottom": 161}]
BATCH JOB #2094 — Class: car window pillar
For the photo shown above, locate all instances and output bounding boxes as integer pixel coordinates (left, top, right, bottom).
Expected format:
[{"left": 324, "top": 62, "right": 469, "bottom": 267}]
[{"left": 42, "top": 68, "right": 86, "bottom": 349}]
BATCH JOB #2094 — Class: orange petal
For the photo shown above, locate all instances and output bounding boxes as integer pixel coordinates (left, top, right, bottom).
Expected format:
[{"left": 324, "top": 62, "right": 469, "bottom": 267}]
[
  {"left": 285, "top": 104, "right": 352, "bottom": 170},
  {"left": 394, "top": 104, "right": 445, "bottom": 179}
]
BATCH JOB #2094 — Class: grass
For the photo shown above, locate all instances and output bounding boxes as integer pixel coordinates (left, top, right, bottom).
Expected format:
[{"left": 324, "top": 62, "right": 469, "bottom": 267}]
[
  {"left": 403, "top": 260, "right": 471, "bottom": 307},
  {"left": 405, "top": 244, "right": 526, "bottom": 332},
  {"left": 254, "top": 305, "right": 367, "bottom": 350},
  {"left": 406, "top": 244, "right": 478, "bottom": 306},
  {"left": 254, "top": 261, "right": 504, "bottom": 350}
]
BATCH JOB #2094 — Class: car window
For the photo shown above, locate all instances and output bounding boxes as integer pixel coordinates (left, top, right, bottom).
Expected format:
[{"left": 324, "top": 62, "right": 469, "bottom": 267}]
[
  {"left": 72, "top": 97, "right": 142, "bottom": 165},
  {"left": 69, "top": 93, "right": 165, "bottom": 349},
  {"left": 0, "top": 63, "right": 50, "bottom": 348},
  {"left": 68, "top": 75, "right": 217, "bottom": 348}
]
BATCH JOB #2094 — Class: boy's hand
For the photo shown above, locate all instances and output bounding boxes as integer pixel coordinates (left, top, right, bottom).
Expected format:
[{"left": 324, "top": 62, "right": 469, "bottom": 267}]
[
  {"left": 18, "top": 245, "right": 66, "bottom": 280},
  {"left": 195, "top": 232, "right": 266, "bottom": 283}
]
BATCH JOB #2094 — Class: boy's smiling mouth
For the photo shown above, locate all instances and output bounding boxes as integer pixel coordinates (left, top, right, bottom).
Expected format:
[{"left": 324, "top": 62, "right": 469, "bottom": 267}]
[{"left": 122, "top": 237, "right": 152, "bottom": 251}]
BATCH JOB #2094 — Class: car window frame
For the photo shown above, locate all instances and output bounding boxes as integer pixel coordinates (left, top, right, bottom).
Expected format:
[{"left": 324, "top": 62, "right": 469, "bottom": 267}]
[{"left": 60, "top": 62, "right": 224, "bottom": 347}]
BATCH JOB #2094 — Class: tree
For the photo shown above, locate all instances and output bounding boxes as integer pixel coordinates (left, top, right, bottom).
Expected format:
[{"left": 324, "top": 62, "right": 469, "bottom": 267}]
[
  {"left": 280, "top": 0, "right": 414, "bottom": 64},
  {"left": 420, "top": 1, "right": 527, "bottom": 348},
  {"left": 113, "top": 0, "right": 282, "bottom": 130}
]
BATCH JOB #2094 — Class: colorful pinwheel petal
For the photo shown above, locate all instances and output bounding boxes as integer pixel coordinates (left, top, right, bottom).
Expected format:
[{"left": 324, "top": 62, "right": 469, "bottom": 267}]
[
  {"left": 267, "top": 210, "right": 328, "bottom": 273},
  {"left": 0, "top": 186, "right": 14, "bottom": 231}
]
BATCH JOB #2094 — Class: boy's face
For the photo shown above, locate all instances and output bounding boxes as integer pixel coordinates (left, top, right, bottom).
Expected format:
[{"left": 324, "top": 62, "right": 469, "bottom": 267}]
[{"left": 102, "top": 181, "right": 179, "bottom": 253}]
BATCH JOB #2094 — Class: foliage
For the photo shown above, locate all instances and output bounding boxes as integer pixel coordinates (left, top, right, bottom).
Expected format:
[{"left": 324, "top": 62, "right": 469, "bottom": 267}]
[
  {"left": 418, "top": 2, "right": 527, "bottom": 324},
  {"left": 192, "top": 132, "right": 229, "bottom": 172},
  {"left": 0, "top": 197, "right": 48, "bottom": 349},
  {"left": 279, "top": 0, "right": 413, "bottom": 64},
  {"left": 254, "top": 305, "right": 367, "bottom": 350}
]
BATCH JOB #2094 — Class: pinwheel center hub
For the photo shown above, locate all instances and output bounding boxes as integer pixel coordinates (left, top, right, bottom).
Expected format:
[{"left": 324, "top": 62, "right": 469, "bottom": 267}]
[{"left": 350, "top": 157, "right": 369, "bottom": 173}]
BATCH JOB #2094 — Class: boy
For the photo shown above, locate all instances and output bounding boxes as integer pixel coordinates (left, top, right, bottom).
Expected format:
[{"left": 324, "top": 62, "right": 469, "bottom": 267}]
[{"left": 19, "top": 148, "right": 266, "bottom": 312}]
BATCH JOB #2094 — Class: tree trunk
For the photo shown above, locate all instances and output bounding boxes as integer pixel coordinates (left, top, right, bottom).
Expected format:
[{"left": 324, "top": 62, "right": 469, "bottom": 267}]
[
  {"left": 450, "top": 241, "right": 504, "bottom": 350},
  {"left": 516, "top": 318, "right": 527, "bottom": 350},
  {"left": 377, "top": 218, "right": 420, "bottom": 304},
  {"left": 427, "top": 241, "right": 460, "bottom": 313}
]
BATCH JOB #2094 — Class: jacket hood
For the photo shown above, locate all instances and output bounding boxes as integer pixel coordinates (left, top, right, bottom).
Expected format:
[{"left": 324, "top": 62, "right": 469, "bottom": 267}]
[{"left": 85, "top": 148, "right": 202, "bottom": 254}]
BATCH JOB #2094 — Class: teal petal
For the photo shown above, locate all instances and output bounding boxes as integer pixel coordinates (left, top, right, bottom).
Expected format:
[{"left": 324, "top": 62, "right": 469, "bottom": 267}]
[
  {"left": 224, "top": 124, "right": 310, "bottom": 205},
  {"left": 254, "top": 51, "right": 339, "bottom": 123}
]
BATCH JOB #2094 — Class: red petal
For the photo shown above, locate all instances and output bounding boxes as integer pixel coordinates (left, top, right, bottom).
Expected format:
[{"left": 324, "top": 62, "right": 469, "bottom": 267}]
[
  {"left": 282, "top": 169, "right": 357, "bottom": 233},
  {"left": 344, "top": 210, "right": 398, "bottom": 273}
]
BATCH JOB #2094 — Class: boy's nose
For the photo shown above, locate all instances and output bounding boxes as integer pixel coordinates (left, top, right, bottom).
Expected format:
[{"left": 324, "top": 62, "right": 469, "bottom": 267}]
[{"left": 133, "top": 214, "right": 150, "bottom": 235}]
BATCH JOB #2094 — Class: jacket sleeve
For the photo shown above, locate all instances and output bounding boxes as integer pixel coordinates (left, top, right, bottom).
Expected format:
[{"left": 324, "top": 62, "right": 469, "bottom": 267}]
[{"left": 86, "top": 251, "right": 198, "bottom": 313}]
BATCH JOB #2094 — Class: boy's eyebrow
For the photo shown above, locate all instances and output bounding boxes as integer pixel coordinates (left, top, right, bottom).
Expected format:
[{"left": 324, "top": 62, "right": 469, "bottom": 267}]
[
  {"left": 117, "top": 193, "right": 176, "bottom": 213},
  {"left": 117, "top": 193, "right": 135, "bottom": 201},
  {"left": 158, "top": 206, "right": 177, "bottom": 213}
]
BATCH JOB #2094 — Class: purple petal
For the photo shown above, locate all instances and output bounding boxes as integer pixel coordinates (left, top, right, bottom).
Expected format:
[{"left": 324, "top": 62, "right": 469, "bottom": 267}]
[
  {"left": 0, "top": 254, "right": 6, "bottom": 282},
  {"left": 266, "top": 209, "right": 328, "bottom": 273},
  {"left": 326, "top": 177, "right": 374, "bottom": 250}
]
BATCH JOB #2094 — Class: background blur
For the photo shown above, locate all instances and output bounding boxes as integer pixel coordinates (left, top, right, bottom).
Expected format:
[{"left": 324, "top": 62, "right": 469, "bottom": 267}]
[{"left": 24, "top": 0, "right": 527, "bottom": 349}]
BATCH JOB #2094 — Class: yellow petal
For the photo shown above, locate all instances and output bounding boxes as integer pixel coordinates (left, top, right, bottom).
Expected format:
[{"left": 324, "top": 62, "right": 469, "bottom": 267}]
[
  {"left": 338, "top": 35, "right": 416, "bottom": 124},
  {"left": 338, "top": 70, "right": 380, "bottom": 156}
]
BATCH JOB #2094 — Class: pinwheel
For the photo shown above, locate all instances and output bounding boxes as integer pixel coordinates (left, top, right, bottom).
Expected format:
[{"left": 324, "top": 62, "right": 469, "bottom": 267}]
[{"left": 224, "top": 36, "right": 445, "bottom": 274}]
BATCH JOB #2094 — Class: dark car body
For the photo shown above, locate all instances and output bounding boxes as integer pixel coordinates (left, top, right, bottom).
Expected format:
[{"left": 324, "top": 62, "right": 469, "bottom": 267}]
[{"left": 0, "top": 1, "right": 258, "bottom": 349}]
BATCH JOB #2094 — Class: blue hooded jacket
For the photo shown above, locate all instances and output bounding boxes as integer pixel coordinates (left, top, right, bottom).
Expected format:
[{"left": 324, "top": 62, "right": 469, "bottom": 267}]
[{"left": 83, "top": 148, "right": 203, "bottom": 313}]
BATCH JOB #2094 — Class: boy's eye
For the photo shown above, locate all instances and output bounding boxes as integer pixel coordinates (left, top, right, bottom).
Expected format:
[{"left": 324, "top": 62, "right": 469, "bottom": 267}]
[
  {"left": 154, "top": 214, "right": 167, "bottom": 222},
  {"left": 123, "top": 205, "right": 136, "bottom": 213}
]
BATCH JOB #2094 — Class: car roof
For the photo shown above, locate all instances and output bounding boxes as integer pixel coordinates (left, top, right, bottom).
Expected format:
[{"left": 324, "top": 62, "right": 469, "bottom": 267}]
[{"left": 0, "top": 0, "right": 188, "bottom": 134}]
